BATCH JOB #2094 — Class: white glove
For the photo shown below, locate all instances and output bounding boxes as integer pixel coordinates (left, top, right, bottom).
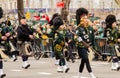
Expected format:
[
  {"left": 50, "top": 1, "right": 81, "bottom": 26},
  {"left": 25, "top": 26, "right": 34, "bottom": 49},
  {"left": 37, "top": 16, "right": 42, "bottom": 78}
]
[
  {"left": 47, "top": 28, "right": 51, "bottom": 34},
  {"left": 78, "top": 37, "right": 83, "bottom": 42}
]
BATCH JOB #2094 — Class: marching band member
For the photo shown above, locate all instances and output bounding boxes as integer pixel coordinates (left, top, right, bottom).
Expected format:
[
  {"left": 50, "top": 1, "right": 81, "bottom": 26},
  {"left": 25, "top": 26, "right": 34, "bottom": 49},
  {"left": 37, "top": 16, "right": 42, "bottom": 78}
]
[
  {"left": 104, "top": 14, "right": 119, "bottom": 70},
  {"left": 0, "top": 7, "right": 15, "bottom": 78},
  {"left": 53, "top": 17, "right": 70, "bottom": 73},
  {"left": 0, "top": 24, "right": 7, "bottom": 78},
  {"left": 116, "top": 23, "right": 120, "bottom": 71},
  {"left": 17, "top": 17, "right": 34, "bottom": 69},
  {"left": 3, "top": 17, "right": 18, "bottom": 62},
  {"left": 66, "top": 24, "right": 75, "bottom": 63},
  {"left": 49, "top": 13, "right": 61, "bottom": 65},
  {"left": 75, "top": 8, "right": 96, "bottom": 78}
]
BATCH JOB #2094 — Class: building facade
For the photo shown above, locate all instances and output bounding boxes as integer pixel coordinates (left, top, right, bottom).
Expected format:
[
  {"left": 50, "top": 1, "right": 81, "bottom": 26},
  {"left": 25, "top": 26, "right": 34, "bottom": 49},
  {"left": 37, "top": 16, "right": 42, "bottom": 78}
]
[
  {"left": 0, "top": 0, "right": 119, "bottom": 10},
  {"left": 0, "top": 0, "right": 119, "bottom": 19}
]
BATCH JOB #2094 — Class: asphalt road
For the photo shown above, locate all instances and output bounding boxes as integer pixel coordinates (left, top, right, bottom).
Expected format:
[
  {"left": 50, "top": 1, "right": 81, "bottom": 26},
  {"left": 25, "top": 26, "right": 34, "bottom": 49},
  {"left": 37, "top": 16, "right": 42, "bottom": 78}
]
[{"left": 3, "top": 57, "right": 120, "bottom": 78}]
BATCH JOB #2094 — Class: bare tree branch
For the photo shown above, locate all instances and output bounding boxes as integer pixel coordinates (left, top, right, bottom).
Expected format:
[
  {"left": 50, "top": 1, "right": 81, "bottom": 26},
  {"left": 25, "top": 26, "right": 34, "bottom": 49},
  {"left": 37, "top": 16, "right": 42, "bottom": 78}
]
[{"left": 61, "top": 0, "right": 71, "bottom": 23}]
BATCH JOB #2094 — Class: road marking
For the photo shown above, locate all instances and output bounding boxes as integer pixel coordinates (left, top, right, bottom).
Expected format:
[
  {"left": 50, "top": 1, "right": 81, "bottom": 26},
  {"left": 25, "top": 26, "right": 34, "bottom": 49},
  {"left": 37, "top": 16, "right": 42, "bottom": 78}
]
[
  {"left": 38, "top": 61, "right": 48, "bottom": 64},
  {"left": 91, "top": 62, "right": 109, "bottom": 67},
  {"left": 72, "top": 76, "right": 88, "bottom": 78},
  {"left": 38, "top": 72, "right": 52, "bottom": 75},
  {"left": 11, "top": 69, "right": 22, "bottom": 72}
]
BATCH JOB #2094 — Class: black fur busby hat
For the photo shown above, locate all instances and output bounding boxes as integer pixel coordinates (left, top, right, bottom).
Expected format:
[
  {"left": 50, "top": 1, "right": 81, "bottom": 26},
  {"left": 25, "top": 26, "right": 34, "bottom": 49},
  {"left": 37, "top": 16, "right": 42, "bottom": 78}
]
[
  {"left": 76, "top": 8, "right": 88, "bottom": 25},
  {"left": 49, "top": 13, "right": 60, "bottom": 26},
  {"left": 105, "top": 14, "right": 116, "bottom": 28},
  {"left": 53, "top": 16, "right": 64, "bottom": 30},
  {"left": 0, "top": 7, "right": 3, "bottom": 19}
]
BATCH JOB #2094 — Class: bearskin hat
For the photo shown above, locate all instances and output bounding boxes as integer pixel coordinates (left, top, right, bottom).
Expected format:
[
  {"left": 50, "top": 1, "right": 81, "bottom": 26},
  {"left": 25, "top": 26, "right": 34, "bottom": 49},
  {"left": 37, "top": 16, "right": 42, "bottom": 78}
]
[
  {"left": 49, "top": 13, "right": 60, "bottom": 26},
  {"left": 76, "top": 8, "right": 88, "bottom": 25},
  {"left": 0, "top": 7, "right": 3, "bottom": 19},
  {"left": 53, "top": 16, "right": 64, "bottom": 30},
  {"left": 105, "top": 14, "right": 116, "bottom": 28}
]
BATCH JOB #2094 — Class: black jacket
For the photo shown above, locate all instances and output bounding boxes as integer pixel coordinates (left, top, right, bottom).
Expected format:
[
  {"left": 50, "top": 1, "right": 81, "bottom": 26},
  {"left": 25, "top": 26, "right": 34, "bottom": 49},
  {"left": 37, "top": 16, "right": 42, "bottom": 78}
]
[{"left": 17, "top": 24, "right": 33, "bottom": 42}]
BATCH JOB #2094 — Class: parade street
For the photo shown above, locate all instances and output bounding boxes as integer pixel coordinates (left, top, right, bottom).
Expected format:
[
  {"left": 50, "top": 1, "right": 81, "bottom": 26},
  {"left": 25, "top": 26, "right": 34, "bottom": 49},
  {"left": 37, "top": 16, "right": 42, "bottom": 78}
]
[{"left": 3, "top": 57, "right": 120, "bottom": 78}]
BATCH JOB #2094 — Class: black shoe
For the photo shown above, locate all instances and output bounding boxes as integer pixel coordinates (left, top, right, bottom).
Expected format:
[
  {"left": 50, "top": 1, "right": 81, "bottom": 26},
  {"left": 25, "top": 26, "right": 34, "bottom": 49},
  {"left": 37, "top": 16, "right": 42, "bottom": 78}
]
[
  {"left": 0, "top": 74, "right": 6, "bottom": 78},
  {"left": 57, "top": 71, "right": 63, "bottom": 73},
  {"left": 66, "top": 58, "right": 69, "bottom": 61},
  {"left": 66, "top": 60, "right": 70, "bottom": 62},
  {"left": 66, "top": 58, "right": 70, "bottom": 62},
  {"left": 65, "top": 68, "right": 70, "bottom": 73},
  {"left": 13, "top": 58, "right": 17, "bottom": 62},
  {"left": 22, "top": 64, "right": 31, "bottom": 69},
  {"left": 25, "top": 64, "right": 30, "bottom": 69},
  {"left": 72, "top": 59, "right": 75, "bottom": 63},
  {"left": 117, "top": 67, "right": 120, "bottom": 71}
]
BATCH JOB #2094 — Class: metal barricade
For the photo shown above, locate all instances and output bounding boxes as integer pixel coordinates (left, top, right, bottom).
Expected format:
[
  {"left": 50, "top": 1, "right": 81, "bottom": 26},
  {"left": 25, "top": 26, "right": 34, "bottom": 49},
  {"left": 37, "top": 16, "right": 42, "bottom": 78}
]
[
  {"left": 95, "top": 37, "right": 107, "bottom": 53},
  {"left": 41, "top": 38, "right": 53, "bottom": 53},
  {"left": 95, "top": 37, "right": 112, "bottom": 61},
  {"left": 33, "top": 37, "right": 53, "bottom": 58}
]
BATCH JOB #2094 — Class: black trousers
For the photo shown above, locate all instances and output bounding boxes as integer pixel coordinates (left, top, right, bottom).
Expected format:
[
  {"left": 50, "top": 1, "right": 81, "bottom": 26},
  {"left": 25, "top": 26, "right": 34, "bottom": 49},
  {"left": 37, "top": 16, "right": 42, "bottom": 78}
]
[
  {"left": 79, "top": 58, "right": 92, "bottom": 73},
  {"left": 0, "top": 61, "right": 3, "bottom": 69},
  {"left": 78, "top": 47, "right": 92, "bottom": 73},
  {"left": 67, "top": 44, "right": 74, "bottom": 61},
  {"left": 22, "top": 55, "right": 28, "bottom": 61},
  {"left": 59, "top": 58, "right": 66, "bottom": 66}
]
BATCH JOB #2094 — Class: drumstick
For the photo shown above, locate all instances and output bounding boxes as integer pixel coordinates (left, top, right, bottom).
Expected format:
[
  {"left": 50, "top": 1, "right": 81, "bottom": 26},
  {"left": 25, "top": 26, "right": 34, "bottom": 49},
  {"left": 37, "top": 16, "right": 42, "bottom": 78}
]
[
  {"left": 78, "top": 37, "right": 101, "bottom": 56},
  {"left": 81, "top": 40, "right": 101, "bottom": 56}
]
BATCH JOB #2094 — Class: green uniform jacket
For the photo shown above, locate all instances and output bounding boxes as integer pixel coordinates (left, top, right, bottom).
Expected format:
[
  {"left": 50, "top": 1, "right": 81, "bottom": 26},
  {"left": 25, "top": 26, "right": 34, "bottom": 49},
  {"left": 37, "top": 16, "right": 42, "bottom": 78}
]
[
  {"left": 54, "top": 30, "right": 66, "bottom": 58},
  {"left": 75, "top": 25, "right": 95, "bottom": 48}
]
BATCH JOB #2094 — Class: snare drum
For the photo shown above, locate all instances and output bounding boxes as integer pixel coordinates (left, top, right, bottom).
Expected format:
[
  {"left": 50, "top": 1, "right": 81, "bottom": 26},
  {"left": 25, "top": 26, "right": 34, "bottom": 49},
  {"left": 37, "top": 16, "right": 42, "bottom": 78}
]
[
  {"left": 96, "top": 38, "right": 107, "bottom": 47},
  {"left": 19, "top": 42, "right": 33, "bottom": 56}
]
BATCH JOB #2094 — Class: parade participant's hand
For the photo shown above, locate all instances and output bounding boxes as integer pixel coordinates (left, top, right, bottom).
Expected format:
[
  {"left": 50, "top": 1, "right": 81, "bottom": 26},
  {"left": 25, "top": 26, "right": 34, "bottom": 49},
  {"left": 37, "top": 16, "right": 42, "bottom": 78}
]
[
  {"left": 47, "top": 28, "right": 51, "bottom": 34},
  {"left": 10, "top": 36, "right": 13, "bottom": 39},
  {"left": 65, "top": 42, "right": 68, "bottom": 47},
  {"left": 68, "top": 40, "right": 72, "bottom": 43},
  {"left": 5, "top": 32, "right": 10, "bottom": 37},
  {"left": 29, "top": 35, "right": 34, "bottom": 39},
  {"left": 88, "top": 47, "right": 92, "bottom": 53},
  {"left": 1, "top": 36, "right": 7, "bottom": 40},
  {"left": 71, "top": 31, "right": 75, "bottom": 35},
  {"left": 33, "top": 33, "right": 36, "bottom": 37},
  {"left": 46, "top": 24, "right": 50, "bottom": 29},
  {"left": 118, "top": 39, "right": 120, "bottom": 42},
  {"left": 92, "top": 25, "right": 98, "bottom": 31}
]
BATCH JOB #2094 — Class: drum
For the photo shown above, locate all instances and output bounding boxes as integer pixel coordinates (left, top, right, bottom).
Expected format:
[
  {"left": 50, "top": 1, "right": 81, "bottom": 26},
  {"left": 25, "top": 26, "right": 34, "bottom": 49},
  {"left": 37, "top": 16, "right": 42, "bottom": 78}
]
[
  {"left": 19, "top": 42, "right": 33, "bottom": 56},
  {"left": 97, "top": 38, "right": 107, "bottom": 47}
]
